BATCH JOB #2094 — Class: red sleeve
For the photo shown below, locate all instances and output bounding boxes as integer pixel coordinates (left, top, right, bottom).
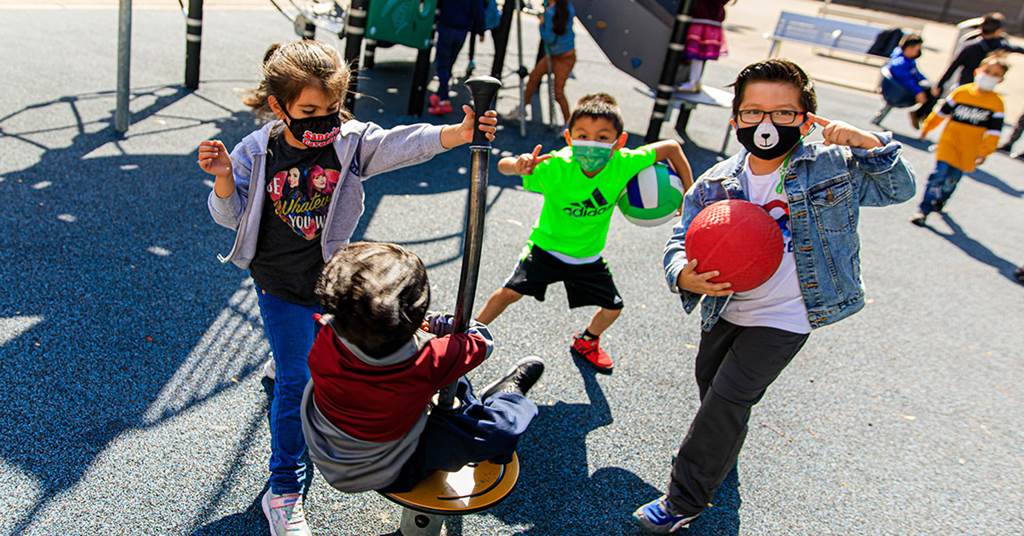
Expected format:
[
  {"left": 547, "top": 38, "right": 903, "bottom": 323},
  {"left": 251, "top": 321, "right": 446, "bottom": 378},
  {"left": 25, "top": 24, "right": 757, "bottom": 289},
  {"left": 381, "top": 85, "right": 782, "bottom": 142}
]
[{"left": 429, "top": 332, "right": 491, "bottom": 388}]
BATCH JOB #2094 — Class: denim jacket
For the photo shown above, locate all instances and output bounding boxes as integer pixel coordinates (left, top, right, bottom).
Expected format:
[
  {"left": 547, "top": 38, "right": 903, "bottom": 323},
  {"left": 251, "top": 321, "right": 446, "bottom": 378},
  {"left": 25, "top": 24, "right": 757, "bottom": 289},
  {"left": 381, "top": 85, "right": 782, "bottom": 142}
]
[{"left": 663, "top": 132, "right": 916, "bottom": 331}]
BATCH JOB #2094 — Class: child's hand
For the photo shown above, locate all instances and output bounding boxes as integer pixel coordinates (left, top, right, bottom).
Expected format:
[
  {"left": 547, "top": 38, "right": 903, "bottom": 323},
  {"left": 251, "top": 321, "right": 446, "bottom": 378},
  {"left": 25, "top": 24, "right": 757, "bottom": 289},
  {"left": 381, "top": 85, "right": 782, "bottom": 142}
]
[
  {"left": 676, "top": 259, "right": 733, "bottom": 297},
  {"left": 808, "top": 113, "right": 881, "bottom": 149},
  {"left": 976, "top": 156, "right": 986, "bottom": 166},
  {"left": 458, "top": 105, "right": 498, "bottom": 144},
  {"left": 515, "top": 145, "right": 552, "bottom": 175},
  {"left": 424, "top": 312, "right": 456, "bottom": 336},
  {"left": 198, "top": 140, "right": 233, "bottom": 177}
]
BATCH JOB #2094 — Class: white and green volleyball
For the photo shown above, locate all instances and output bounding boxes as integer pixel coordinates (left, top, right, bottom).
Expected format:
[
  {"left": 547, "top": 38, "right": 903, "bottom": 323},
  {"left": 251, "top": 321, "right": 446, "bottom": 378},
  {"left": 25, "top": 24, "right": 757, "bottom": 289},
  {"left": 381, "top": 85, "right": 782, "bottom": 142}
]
[{"left": 616, "top": 162, "right": 685, "bottom": 227}]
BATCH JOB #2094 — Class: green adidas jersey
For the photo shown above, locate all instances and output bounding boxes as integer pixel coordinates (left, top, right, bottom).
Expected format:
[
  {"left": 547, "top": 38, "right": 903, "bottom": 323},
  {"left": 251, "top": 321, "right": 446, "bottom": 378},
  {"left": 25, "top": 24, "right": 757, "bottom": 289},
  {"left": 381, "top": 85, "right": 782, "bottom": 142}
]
[{"left": 522, "top": 145, "right": 657, "bottom": 258}]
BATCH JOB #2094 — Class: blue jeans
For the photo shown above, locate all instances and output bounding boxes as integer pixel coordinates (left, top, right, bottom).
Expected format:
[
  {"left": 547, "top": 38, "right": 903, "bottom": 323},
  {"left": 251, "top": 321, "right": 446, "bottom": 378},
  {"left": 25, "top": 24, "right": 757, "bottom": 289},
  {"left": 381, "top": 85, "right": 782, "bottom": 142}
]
[
  {"left": 255, "top": 285, "right": 322, "bottom": 494},
  {"left": 434, "top": 24, "right": 468, "bottom": 98},
  {"left": 919, "top": 160, "right": 965, "bottom": 215},
  {"left": 379, "top": 376, "right": 538, "bottom": 493}
]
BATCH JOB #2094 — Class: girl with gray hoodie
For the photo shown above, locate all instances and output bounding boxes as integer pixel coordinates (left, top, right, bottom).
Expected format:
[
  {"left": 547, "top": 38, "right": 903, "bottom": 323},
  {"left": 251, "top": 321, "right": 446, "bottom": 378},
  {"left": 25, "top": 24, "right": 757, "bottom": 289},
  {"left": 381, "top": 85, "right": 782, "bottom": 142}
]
[{"left": 196, "top": 39, "right": 497, "bottom": 536}]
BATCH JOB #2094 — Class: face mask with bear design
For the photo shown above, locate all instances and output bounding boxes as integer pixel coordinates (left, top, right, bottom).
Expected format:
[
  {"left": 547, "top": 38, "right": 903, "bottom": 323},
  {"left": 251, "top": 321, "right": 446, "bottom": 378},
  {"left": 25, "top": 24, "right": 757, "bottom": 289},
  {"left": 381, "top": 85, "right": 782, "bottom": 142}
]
[{"left": 735, "top": 119, "right": 805, "bottom": 160}]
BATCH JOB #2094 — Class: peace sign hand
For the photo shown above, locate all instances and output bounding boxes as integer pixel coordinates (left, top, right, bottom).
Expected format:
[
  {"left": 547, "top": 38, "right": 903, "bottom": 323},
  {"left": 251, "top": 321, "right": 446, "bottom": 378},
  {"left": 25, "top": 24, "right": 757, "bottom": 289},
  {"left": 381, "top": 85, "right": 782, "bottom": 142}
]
[
  {"left": 808, "top": 113, "right": 882, "bottom": 150},
  {"left": 515, "top": 144, "right": 553, "bottom": 175}
]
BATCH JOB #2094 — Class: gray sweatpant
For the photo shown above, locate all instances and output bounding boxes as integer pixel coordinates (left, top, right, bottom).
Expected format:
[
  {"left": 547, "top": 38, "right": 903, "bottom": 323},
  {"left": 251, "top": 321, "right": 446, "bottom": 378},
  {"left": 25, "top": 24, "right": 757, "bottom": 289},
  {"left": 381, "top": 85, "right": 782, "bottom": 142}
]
[{"left": 667, "top": 319, "right": 809, "bottom": 515}]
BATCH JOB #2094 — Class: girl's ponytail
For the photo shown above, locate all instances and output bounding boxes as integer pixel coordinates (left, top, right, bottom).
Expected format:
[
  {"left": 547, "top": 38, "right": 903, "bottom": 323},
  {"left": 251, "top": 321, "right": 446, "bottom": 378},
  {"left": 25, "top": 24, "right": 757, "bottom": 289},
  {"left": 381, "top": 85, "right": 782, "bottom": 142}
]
[{"left": 243, "top": 40, "right": 352, "bottom": 121}]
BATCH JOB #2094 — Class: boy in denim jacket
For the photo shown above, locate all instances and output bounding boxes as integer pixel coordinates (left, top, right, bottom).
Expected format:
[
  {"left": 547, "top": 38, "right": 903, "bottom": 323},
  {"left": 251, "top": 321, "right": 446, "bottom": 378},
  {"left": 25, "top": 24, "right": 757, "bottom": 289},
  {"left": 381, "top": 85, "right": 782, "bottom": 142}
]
[{"left": 633, "top": 59, "right": 916, "bottom": 533}]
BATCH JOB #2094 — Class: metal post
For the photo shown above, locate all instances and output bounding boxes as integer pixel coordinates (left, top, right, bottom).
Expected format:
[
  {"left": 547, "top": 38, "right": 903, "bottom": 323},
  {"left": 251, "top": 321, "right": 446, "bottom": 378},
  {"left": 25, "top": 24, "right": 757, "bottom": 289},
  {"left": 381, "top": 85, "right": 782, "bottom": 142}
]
[
  {"left": 644, "top": 0, "right": 693, "bottom": 143},
  {"left": 489, "top": 0, "right": 516, "bottom": 79},
  {"left": 515, "top": 0, "right": 526, "bottom": 137},
  {"left": 436, "top": 75, "right": 501, "bottom": 410},
  {"left": 544, "top": 46, "right": 555, "bottom": 129},
  {"left": 466, "top": 32, "right": 476, "bottom": 76},
  {"left": 364, "top": 39, "right": 377, "bottom": 69},
  {"left": 184, "top": 0, "right": 203, "bottom": 90},
  {"left": 399, "top": 508, "right": 444, "bottom": 536},
  {"left": 407, "top": 40, "right": 434, "bottom": 116},
  {"left": 115, "top": 0, "right": 132, "bottom": 133},
  {"left": 343, "top": 0, "right": 369, "bottom": 113}
]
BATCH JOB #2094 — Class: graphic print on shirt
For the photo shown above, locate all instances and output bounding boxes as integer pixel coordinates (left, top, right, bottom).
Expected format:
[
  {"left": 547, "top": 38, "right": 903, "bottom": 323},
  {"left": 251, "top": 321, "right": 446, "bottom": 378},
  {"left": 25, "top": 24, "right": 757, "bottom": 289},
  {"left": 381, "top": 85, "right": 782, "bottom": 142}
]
[
  {"left": 266, "top": 164, "right": 340, "bottom": 240},
  {"left": 761, "top": 199, "right": 793, "bottom": 253},
  {"left": 562, "top": 188, "right": 611, "bottom": 217}
]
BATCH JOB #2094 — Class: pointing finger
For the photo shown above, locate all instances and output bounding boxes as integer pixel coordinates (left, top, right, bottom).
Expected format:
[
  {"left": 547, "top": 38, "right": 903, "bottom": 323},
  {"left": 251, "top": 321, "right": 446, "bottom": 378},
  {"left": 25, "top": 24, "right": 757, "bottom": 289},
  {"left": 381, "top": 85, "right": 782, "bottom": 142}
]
[
  {"left": 531, "top": 144, "right": 543, "bottom": 158},
  {"left": 807, "top": 112, "right": 831, "bottom": 127}
]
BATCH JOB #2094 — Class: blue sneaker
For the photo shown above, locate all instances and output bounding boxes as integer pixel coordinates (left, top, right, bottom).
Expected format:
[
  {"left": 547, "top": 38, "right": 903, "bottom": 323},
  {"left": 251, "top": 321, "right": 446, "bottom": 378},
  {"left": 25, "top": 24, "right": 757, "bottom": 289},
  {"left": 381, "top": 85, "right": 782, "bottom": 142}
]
[{"left": 632, "top": 496, "right": 699, "bottom": 534}]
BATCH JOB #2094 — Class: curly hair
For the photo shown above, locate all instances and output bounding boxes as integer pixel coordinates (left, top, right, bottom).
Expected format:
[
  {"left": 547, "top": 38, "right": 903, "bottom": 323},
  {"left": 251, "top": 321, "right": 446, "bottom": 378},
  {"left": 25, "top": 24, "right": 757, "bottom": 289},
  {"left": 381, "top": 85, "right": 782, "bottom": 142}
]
[{"left": 316, "top": 242, "right": 430, "bottom": 358}]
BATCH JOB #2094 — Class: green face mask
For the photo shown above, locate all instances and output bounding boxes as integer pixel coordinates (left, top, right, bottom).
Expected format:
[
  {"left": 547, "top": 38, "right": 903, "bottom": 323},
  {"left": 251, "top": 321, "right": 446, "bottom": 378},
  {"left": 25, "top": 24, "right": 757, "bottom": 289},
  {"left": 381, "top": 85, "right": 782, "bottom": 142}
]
[{"left": 571, "top": 140, "right": 615, "bottom": 173}]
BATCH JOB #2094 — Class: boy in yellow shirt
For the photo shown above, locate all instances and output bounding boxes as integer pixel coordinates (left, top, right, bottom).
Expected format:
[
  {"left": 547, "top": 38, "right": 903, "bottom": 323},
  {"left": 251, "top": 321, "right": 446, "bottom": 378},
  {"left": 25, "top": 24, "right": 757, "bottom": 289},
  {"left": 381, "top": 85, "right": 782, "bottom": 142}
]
[{"left": 911, "top": 54, "right": 1008, "bottom": 226}]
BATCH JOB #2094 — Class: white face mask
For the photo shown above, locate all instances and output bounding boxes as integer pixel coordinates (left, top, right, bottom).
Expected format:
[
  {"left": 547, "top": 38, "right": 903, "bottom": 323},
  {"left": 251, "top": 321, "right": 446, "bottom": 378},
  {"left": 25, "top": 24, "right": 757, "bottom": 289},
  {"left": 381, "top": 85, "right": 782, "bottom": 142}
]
[{"left": 975, "top": 73, "right": 1000, "bottom": 91}]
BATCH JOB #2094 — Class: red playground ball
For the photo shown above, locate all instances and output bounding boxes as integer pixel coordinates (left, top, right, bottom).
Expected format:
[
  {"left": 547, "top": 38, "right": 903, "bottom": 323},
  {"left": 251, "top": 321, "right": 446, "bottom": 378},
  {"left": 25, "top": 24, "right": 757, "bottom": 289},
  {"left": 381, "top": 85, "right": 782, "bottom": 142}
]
[{"left": 684, "top": 199, "right": 784, "bottom": 292}]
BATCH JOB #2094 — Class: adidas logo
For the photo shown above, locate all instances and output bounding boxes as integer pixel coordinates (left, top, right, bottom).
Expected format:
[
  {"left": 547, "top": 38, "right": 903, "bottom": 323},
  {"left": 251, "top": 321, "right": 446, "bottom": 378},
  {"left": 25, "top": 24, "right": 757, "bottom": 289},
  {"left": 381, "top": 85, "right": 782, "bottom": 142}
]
[{"left": 562, "top": 188, "right": 611, "bottom": 217}]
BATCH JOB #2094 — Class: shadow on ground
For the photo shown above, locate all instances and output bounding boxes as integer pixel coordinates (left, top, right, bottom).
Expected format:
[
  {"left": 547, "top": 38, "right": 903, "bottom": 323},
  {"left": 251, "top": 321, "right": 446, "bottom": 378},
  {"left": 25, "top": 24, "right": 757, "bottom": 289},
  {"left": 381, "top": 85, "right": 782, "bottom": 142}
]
[
  {"left": 488, "top": 358, "right": 741, "bottom": 536},
  {"left": 924, "top": 213, "right": 1021, "bottom": 284}
]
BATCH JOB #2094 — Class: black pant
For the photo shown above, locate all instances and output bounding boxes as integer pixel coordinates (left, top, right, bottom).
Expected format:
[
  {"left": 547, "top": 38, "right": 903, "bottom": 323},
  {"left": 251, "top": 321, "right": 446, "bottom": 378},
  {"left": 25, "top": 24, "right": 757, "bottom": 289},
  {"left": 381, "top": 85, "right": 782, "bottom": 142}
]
[
  {"left": 910, "top": 92, "right": 939, "bottom": 121},
  {"left": 667, "top": 319, "right": 808, "bottom": 515}
]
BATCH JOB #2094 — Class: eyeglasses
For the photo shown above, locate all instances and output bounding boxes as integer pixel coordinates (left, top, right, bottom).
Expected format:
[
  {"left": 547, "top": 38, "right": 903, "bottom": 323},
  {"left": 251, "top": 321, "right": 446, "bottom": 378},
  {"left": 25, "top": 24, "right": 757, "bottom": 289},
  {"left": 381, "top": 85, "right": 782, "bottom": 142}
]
[{"left": 736, "top": 109, "right": 804, "bottom": 125}]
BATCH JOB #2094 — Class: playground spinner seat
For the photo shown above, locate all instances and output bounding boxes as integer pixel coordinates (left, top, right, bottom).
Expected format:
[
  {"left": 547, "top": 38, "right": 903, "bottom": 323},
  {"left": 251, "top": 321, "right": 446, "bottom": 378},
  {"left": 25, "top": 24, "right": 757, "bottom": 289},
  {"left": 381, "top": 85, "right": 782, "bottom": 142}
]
[{"left": 381, "top": 454, "right": 520, "bottom": 515}]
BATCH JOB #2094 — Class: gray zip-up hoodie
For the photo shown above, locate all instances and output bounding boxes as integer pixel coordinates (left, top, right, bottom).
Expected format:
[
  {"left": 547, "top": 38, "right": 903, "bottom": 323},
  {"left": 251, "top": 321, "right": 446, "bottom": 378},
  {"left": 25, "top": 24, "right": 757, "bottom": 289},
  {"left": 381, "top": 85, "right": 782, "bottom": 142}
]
[{"left": 208, "top": 119, "right": 448, "bottom": 268}]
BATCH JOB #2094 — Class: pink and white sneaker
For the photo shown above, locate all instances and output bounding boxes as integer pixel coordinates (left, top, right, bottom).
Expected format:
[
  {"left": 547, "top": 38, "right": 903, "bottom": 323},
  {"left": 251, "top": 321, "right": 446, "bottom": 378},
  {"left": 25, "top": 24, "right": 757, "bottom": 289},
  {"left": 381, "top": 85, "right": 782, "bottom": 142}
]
[{"left": 261, "top": 491, "right": 312, "bottom": 536}]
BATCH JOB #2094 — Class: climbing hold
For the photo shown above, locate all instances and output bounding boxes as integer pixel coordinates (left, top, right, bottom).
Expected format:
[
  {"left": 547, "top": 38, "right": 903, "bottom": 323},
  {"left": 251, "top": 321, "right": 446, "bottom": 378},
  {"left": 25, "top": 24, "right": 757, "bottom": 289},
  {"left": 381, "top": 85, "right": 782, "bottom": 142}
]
[
  {"left": 595, "top": 20, "right": 607, "bottom": 30},
  {"left": 631, "top": 57, "right": 642, "bottom": 69}
]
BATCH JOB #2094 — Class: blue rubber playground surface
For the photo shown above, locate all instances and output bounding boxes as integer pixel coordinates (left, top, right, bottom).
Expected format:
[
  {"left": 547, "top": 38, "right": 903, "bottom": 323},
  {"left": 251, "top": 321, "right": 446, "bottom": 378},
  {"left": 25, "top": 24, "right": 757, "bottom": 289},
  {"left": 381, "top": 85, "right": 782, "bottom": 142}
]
[{"left": 1, "top": 5, "right": 1022, "bottom": 535}]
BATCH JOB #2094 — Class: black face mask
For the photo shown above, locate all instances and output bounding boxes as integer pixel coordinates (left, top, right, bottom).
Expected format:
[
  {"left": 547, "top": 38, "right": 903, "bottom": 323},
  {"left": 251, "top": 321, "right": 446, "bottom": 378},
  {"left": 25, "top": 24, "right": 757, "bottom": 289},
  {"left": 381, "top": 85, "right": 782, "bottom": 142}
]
[
  {"left": 735, "top": 120, "right": 804, "bottom": 160},
  {"left": 281, "top": 107, "right": 341, "bottom": 148}
]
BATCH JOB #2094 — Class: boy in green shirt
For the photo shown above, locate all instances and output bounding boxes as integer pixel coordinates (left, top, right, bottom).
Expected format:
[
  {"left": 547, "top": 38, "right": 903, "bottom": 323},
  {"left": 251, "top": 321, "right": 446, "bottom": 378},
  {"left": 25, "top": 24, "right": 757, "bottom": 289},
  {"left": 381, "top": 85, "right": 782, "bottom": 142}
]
[{"left": 477, "top": 93, "right": 693, "bottom": 371}]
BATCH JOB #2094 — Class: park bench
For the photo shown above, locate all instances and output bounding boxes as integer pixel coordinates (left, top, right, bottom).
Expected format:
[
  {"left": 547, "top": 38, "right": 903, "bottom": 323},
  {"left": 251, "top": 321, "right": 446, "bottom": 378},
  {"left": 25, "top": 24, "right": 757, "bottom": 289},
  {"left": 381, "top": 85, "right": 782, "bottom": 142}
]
[{"left": 767, "top": 11, "right": 885, "bottom": 63}]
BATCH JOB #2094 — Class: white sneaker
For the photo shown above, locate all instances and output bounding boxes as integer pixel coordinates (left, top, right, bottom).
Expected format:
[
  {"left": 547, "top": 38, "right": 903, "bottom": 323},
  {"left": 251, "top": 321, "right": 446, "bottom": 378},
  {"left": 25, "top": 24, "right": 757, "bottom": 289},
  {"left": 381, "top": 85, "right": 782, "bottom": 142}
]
[
  {"left": 503, "top": 107, "right": 526, "bottom": 122},
  {"left": 263, "top": 358, "right": 276, "bottom": 381},
  {"left": 261, "top": 491, "right": 311, "bottom": 536},
  {"left": 675, "top": 81, "right": 701, "bottom": 93}
]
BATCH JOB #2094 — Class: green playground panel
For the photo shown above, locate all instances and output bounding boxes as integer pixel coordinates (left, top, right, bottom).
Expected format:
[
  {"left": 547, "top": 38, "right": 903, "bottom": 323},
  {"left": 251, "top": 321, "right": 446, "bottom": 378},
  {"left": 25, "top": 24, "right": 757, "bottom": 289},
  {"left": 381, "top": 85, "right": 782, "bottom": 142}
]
[{"left": 366, "top": 0, "right": 438, "bottom": 50}]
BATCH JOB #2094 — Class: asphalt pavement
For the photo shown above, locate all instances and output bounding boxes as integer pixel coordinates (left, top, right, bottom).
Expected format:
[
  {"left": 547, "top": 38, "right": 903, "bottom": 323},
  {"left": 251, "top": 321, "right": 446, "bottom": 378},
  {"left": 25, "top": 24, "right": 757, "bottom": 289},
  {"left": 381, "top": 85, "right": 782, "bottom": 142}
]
[{"left": 0, "top": 4, "right": 1022, "bottom": 536}]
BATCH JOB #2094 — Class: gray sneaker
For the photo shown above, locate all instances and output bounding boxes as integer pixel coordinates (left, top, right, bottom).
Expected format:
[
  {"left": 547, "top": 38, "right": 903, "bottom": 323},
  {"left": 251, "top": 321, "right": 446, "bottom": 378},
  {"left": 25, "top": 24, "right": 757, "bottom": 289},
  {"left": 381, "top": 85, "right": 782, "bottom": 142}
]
[
  {"left": 263, "top": 358, "right": 276, "bottom": 381},
  {"left": 261, "top": 491, "right": 311, "bottom": 536}
]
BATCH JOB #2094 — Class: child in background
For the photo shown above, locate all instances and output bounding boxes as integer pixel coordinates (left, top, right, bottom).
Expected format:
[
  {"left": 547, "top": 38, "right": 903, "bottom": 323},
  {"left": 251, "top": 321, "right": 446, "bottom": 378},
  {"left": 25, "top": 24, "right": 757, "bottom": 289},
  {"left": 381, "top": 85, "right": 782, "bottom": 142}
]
[
  {"left": 505, "top": 0, "right": 576, "bottom": 124},
  {"left": 634, "top": 59, "right": 915, "bottom": 533},
  {"left": 301, "top": 242, "right": 544, "bottom": 495},
  {"left": 878, "top": 33, "right": 937, "bottom": 129},
  {"left": 911, "top": 53, "right": 1007, "bottom": 227},
  {"left": 677, "top": 0, "right": 734, "bottom": 93},
  {"left": 197, "top": 39, "right": 497, "bottom": 536},
  {"left": 429, "top": 0, "right": 487, "bottom": 115},
  {"left": 477, "top": 93, "right": 692, "bottom": 372}
]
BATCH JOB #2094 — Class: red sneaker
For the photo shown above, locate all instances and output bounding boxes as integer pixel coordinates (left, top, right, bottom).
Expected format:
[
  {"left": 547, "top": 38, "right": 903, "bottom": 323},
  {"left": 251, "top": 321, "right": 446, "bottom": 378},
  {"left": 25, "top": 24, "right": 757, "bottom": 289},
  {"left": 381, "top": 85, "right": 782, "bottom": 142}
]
[{"left": 571, "top": 333, "right": 614, "bottom": 373}]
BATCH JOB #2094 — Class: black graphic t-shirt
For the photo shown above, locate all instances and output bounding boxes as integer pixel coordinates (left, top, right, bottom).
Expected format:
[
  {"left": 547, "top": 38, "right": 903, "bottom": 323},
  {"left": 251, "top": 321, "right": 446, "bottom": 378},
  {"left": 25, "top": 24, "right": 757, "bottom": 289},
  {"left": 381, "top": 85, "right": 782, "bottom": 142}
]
[{"left": 250, "top": 133, "right": 342, "bottom": 304}]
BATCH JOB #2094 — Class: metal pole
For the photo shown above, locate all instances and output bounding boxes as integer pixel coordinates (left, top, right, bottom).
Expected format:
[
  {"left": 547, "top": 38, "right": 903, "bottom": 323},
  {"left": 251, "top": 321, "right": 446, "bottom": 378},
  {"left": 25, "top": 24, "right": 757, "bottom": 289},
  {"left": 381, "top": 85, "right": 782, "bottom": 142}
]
[
  {"left": 407, "top": 35, "right": 434, "bottom": 116},
  {"left": 490, "top": 0, "right": 516, "bottom": 79},
  {"left": 398, "top": 508, "right": 444, "bottom": 536},
  {"left": 364, "top": 39, "right": 377, "bottom": 70},
  {"left": 436, "top": 75, "right": 502, "bottom": 410},
  {"left": 115, "top": 0, "right": 132, "bottom": 133},
  {"left": 544, "top": 46, "right": 555, "bottom": 129},
  {"left": 466, "top": 32, "right": 476, "bottom": 76},
  {"left": 184, "top": 0, "right": 203, "bottom": 89},
  {"left": 515, "top": 0, "right": 526, "bottom": 137},
  {"left": 644, "top": 0, "right": 693, "bottom": 143},
  {"left": 343, "top": 0, "right": 369, "bottom": 113}
]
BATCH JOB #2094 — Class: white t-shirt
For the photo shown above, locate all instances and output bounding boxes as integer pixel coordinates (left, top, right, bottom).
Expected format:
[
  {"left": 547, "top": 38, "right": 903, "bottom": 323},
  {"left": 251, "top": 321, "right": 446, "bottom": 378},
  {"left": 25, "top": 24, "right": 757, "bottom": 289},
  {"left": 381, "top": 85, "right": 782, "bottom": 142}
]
[{"left": 719, "top": 157, "right": 812, "bottom": 334}]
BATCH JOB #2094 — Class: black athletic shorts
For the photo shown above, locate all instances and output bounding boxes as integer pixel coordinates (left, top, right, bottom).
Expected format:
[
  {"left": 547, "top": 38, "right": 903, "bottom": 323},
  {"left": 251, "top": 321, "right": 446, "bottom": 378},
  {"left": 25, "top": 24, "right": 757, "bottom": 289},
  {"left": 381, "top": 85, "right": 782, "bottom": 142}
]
[{"left": 503, "top": 245, "right": 624, "bottom": 310}]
